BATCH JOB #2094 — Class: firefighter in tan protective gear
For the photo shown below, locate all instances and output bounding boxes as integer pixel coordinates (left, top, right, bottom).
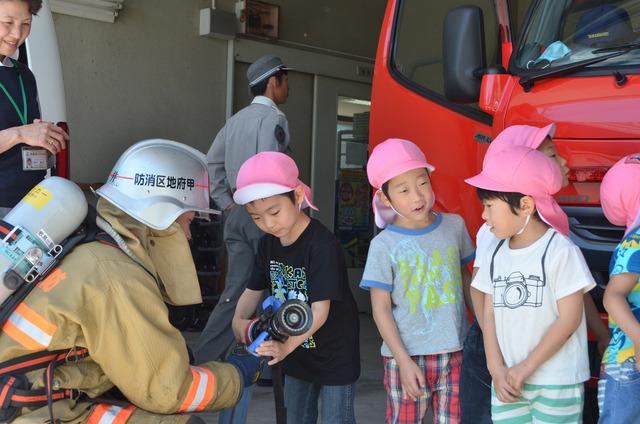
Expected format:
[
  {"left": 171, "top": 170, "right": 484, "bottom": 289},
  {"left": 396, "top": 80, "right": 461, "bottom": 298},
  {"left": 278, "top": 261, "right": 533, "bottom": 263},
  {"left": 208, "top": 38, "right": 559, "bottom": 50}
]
[{"left": 0, "top": 140, "right": 247, "bottom": 423}]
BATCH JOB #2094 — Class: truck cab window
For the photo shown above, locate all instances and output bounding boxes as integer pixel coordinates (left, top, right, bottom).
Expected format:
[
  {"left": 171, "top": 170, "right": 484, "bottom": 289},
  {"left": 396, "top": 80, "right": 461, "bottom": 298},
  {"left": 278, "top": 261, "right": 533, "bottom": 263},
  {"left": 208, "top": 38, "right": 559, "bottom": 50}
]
[
  {"left": 391, "top": 0, "right": 499, "bottom": 107},
  {"left": 514, "top": 0, "right": 640, "bottom": 72}
]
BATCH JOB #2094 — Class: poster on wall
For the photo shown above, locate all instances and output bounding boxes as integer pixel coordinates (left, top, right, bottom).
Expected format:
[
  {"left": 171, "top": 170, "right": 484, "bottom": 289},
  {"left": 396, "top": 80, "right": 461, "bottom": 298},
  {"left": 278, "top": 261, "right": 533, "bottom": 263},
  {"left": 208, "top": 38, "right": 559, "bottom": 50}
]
[
  {"left": 336, "top": 169, "right": 370, "bottom": 230},
  {"left": 240, "top": 0, "right": 279, "bottom": 39},
  {"left": 335, "top": 169, "right": 372, "bottom": 268}
]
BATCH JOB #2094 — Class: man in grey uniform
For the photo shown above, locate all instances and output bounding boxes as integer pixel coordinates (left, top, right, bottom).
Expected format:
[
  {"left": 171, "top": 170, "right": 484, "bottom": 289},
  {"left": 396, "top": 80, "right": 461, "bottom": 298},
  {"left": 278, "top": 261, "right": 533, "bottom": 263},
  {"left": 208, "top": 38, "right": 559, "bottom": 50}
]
[{"left": 196, "top": 54, "right": 291, "bottom": 363}]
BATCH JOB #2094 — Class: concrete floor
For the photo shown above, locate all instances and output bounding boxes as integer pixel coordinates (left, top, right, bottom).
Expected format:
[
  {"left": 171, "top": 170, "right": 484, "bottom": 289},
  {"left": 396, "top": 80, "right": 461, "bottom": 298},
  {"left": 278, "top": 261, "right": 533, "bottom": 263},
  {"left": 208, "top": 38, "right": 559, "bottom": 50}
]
[
  {"left": 183, "top": 308, "right": 602, "bottom": 423},
  {"left": 186, "top": 314, "right": 435, "bottom": 423}
]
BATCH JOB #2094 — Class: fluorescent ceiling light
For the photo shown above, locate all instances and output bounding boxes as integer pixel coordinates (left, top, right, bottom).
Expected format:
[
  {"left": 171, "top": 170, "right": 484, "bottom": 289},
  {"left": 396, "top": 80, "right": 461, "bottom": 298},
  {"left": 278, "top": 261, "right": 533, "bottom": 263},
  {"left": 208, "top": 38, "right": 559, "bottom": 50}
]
[
  {"left": 340, "top": 98, "right": 371, "bottom": 107},
  {"left": 50, "top": 0, "right": 124, "bottom": 23}
]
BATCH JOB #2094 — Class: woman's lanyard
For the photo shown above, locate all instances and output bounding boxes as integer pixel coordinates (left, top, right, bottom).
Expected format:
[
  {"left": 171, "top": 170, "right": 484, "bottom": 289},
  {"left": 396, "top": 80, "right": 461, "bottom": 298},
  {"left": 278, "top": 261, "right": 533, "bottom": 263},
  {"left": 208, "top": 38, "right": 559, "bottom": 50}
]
[{"left": 0, "top": 59, "right": 27, "bottom": 125}]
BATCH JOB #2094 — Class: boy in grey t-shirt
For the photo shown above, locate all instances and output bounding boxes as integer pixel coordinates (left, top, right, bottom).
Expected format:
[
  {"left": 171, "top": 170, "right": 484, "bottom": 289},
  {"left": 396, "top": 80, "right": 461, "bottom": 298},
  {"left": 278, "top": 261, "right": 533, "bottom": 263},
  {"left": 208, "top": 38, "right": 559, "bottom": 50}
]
[
  {"left": 360, "top": 139, "right": 474, "bottom": 424},
  {"left": 362, "top": 214, "right": 475, "bottom": 357}
]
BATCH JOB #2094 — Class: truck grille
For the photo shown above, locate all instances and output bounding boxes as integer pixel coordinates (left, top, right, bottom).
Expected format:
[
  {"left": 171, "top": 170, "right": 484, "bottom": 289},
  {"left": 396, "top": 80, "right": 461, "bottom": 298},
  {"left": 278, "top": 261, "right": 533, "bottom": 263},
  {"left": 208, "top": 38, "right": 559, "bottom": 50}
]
[{"left": 564, "top": 206, "right": 625, "bottom": 244}]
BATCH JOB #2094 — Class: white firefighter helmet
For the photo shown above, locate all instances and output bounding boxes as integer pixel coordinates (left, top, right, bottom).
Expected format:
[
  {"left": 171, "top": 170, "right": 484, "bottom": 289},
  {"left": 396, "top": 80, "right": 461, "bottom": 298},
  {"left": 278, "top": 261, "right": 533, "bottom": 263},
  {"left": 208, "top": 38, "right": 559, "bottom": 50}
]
[{"left": 96, "top": 139, "right": 217, "bottom": 230}]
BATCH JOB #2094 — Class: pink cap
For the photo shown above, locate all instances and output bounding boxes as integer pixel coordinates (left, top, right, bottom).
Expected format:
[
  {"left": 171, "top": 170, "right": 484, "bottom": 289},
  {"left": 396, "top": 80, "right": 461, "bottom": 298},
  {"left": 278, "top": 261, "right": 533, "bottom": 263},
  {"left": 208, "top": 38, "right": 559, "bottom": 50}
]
[
  {"left": 487, "top": 124, "right": 556, "bottom": 159},
  {"left": 600, "top": 153, "right": 640, "bottom": 236},
  {"left": 367, "top": 138, "right": 435, "bottom": 228},
  {"left": 465, "top": 146, "right": 569, "bottom": 236},
  {"left": 233, "top": 152, "right": 318, "bottom": 210}
]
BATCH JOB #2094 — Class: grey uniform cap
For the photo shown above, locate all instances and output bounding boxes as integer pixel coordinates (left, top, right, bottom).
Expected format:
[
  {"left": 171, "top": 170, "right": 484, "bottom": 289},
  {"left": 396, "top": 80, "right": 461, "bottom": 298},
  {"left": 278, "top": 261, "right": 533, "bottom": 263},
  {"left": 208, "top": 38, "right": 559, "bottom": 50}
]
[{"left": 247, "top": 54, "right": 292, "bottom": 87}]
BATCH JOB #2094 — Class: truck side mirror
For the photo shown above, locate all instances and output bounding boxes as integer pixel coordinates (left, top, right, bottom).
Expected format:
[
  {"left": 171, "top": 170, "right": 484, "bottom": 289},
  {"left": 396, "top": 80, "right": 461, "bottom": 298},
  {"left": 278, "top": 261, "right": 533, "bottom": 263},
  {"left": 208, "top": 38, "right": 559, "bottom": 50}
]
[{"left": 443, "top": 6, "right": 487, "bottom": 103}]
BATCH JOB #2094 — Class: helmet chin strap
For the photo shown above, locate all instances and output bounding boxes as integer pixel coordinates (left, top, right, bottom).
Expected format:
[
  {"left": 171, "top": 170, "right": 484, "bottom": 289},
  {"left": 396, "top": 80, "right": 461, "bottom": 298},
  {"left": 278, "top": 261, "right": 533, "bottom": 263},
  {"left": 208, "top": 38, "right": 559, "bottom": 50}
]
[{"left": 515, "top": 214, "right": 531, "bottom": 236}]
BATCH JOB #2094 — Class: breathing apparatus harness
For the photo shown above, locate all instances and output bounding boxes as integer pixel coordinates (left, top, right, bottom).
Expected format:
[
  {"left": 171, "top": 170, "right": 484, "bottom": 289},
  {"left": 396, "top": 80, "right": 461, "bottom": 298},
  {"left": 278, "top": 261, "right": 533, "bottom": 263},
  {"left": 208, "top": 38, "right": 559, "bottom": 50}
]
[{"left": 0, "top": 207, "right": 138, "bottom": 423}]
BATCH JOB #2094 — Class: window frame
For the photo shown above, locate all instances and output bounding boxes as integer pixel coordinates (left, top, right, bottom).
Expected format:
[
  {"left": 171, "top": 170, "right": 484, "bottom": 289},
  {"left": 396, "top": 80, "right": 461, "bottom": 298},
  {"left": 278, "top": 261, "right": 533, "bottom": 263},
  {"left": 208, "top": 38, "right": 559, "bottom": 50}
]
[
  {"left": 387, "top": 0, "right": 496, "bottom": 125},
  {"left": 508, "top": 0, "right": 640, "bottom": 77}
]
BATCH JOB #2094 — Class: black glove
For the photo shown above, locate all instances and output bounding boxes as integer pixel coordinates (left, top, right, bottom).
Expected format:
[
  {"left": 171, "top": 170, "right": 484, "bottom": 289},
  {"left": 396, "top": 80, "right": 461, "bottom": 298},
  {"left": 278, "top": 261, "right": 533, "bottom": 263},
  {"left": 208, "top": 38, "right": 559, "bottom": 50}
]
[{"left": 226, "top": 344, "right": 264, "bottom": 387}]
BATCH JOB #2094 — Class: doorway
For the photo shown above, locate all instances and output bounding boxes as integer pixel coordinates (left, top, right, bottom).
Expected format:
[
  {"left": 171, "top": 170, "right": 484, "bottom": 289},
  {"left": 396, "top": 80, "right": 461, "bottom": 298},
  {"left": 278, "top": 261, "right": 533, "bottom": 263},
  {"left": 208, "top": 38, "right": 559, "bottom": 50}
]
[
  {"left": 311, "top": 76, "right": 372, "bottom": 231},
  {"left": 334, "top": 96, "right": 372, "bottom": 269},
  {"left": 311, "top": 76, "right": 372, "bottom": 311}
]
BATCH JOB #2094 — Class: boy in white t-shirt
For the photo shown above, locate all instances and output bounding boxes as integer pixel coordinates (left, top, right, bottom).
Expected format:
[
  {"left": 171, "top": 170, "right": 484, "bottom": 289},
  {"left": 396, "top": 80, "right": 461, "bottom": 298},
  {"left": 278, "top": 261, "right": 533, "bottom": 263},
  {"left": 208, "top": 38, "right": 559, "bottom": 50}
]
[
  {"left": 466, "top": 146, "right": 595, "bottom": 423},
  {"left": 461, "top": 124, "right": 610, "bottom": 424}
]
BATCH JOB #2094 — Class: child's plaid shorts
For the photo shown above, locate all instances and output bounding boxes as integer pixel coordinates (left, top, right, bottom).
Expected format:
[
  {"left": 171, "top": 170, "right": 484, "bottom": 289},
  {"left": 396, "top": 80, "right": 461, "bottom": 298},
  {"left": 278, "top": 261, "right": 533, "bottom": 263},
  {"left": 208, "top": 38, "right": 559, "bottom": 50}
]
[{"left": 383, "top": 350, "right": 462, "bottom": 424}]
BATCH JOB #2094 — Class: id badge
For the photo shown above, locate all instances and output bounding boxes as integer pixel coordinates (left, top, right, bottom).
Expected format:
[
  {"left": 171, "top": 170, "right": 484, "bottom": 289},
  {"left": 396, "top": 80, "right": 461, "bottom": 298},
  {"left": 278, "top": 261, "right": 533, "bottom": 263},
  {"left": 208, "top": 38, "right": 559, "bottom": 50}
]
[{"left": 22, "top": 147, "right": 52, "bottom": 171}]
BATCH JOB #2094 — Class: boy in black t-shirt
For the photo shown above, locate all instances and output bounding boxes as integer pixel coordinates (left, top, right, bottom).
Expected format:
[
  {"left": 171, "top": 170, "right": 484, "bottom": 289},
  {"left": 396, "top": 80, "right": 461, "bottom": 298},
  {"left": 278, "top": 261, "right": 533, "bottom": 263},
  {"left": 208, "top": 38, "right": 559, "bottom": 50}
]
[{"left": 231, "top": 151, "right": 360, "bottom": 423}]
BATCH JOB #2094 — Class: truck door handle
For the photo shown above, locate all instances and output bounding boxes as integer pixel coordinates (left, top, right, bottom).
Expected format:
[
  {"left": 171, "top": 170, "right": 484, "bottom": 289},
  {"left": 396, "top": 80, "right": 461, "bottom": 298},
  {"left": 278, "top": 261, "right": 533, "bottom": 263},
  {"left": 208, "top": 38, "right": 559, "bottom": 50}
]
[{"left": 474, "top": 133, "right": 492, "bottom": 144}]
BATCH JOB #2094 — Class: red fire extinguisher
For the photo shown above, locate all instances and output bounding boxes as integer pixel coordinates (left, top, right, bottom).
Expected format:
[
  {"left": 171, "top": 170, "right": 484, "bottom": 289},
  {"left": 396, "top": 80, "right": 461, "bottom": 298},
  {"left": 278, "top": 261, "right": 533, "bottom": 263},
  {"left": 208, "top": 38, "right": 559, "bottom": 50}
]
[{"left": 53, "top": 122, "right": 69, "bottom": 179}]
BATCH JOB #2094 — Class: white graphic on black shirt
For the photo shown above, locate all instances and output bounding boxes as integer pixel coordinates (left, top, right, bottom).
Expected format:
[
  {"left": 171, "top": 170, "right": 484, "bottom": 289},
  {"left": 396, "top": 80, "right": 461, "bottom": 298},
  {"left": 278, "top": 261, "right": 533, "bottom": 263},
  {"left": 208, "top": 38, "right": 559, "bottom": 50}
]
[{"left": 269, "top": 260, "right": 316, "bottom": 348}]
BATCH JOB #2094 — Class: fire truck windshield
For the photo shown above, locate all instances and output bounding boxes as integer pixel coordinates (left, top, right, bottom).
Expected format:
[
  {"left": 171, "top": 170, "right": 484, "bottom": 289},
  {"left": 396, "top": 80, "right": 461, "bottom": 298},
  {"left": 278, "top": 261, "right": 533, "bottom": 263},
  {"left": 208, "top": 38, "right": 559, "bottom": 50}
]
[{"left": 513, "top": 0, "right": 640, "bottom": 72}]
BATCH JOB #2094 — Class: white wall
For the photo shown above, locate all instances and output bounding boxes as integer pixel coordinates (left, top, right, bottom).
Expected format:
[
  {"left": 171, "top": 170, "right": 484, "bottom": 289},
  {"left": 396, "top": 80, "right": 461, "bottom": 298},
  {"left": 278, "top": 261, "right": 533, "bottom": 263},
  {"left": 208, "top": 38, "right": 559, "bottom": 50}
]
[
  {"left": 52, "top": 0, "right": 385, "bottom": 183},
  {"left": 213, "top": 0, "right": 385, "bottom": 58},
  {"left": 267, "top": 0, "right": 385, "bottom": 59},
  {"left": 54, "top": 0, "right": 230, "bottom": 183}
]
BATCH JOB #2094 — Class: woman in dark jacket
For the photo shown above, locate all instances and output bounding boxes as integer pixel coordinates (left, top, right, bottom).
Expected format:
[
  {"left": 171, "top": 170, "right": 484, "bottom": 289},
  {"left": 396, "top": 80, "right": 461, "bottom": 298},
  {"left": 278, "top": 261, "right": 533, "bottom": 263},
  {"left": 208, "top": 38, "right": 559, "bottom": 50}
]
[{"left": 0, "top": 0, "right": 68, "bottom": 217}]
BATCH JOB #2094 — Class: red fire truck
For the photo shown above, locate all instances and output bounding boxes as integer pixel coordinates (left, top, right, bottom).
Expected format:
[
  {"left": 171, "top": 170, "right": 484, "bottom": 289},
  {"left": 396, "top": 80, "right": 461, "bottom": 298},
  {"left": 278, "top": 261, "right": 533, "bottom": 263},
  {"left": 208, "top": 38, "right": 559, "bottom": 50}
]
[
  {"left": 371, "top": 0, "right": 640, "bottom": 289},
  {"left": 370, "top": 0, "right": 640, "bottom": 419}
]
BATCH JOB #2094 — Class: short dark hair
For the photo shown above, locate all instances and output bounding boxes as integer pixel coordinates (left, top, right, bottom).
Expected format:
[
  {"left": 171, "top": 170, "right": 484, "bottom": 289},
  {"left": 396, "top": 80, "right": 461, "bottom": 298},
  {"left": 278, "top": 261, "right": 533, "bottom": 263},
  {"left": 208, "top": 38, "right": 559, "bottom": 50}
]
[
  {"left": 282, "top": 190, "right": 296, "bottom": 204},
  {"left": 249, "top": 70, "right": 287, "bottom": 97},
  {"left": 27, "top": 0, "right": 41, "bottom": 14},
  {"left": 381, "top": 181, "right": 391, "bottom": 200},
  {"left": 476, "top": 187, "right": 540, "bottom": 218},
  {"left": 5, "top": 0, "right": 43, "bottom": 15}
]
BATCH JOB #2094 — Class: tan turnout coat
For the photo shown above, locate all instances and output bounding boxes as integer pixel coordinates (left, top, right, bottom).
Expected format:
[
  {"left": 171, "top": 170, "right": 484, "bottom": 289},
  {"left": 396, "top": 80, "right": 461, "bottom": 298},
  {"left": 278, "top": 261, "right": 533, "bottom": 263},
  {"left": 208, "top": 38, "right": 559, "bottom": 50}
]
[{"left": 0, "top": 200, "right": 241, "bottom": 423}]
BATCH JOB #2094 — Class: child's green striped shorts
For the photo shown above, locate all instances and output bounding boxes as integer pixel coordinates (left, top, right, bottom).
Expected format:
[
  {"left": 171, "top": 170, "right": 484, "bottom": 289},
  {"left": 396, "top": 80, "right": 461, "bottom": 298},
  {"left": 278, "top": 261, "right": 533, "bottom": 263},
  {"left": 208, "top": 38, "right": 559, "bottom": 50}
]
[{"left": 491, "top": 383, "right": 584, "bottom": 423}]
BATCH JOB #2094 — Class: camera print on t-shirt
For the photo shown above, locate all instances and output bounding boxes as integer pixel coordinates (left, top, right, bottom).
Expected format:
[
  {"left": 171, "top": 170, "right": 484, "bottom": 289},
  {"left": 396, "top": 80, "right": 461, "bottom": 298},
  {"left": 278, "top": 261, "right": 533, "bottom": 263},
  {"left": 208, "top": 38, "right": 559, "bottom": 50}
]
[
  {"left": 269, "top": 260, "right": 316, "bottom": 349},
  {"left": 490, "top": 234, "right": 557, "bottom": 310},
  {"left": 493, "top": 270, "right": 545, "bottom": 309}
]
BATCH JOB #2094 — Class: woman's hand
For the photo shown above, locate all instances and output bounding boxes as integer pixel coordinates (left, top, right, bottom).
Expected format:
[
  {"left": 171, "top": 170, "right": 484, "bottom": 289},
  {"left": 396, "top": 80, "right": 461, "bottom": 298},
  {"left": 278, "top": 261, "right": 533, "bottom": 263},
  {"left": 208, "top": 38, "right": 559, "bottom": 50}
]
[{"left": 16, "top": 119, "right": 68, "bottom": 154}]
